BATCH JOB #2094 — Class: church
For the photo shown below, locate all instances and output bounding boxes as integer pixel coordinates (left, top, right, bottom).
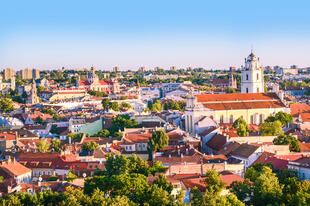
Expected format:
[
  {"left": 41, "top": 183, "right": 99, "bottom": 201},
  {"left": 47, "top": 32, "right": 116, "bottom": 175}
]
[
  {"left": 185, "top": 51, "right": 289, "bottom": 135},
  {"left": 77, "top": 67, "right": 120, "bottom": 94}
]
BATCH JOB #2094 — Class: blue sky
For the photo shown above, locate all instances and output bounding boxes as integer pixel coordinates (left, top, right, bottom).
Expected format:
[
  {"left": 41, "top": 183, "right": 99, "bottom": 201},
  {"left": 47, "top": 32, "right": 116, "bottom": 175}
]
[{"left": 0, "top": 0, "right": 310, "bottom": 70}]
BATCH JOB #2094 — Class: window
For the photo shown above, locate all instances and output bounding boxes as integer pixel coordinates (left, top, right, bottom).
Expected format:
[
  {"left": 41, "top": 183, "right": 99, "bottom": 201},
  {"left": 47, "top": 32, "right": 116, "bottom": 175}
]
[
  {"left": 250, "top": 115, "right": 254, "bottom": 124},
  {"left": 257, "top": 73, "right": 259, "bottom": 80},
  {"left": 229, "top": 115, "right": 233, "bottom": 123},
  {"left": 246, "top": 74, "right": 249, "bottom": 80},
  {"left": 259, "top": 114, "right": 264, "bottom": 124},
  {"left": 220, "top": 115, "right": 224, "bottom": 123},
  {"left": 246, "top": 88, "right": 249, "bottom": 93},
  {"left": 257, "top": 88, "right": 259, "bottom": 93}
]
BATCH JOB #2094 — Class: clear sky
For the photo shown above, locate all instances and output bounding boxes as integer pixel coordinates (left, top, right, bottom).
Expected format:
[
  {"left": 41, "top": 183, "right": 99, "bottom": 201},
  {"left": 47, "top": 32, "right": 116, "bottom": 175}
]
[{"left": 1, "top": 0, "right": 310, "bottom": 70}]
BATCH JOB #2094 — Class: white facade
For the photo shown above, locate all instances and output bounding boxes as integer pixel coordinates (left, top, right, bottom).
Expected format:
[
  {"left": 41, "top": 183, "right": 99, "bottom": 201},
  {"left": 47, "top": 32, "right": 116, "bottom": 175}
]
[{"left": 241, "top": 51, "right": 264, "bottom": 93}]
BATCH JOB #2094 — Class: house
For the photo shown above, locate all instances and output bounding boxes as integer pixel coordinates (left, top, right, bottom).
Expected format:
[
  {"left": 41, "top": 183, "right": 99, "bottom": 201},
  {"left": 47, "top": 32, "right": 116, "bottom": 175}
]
[
  {"left": 288, "top": 156, "right": 310, "bottom": 180},
  {"left": 0, "top": 157, "right": 32, "bottom": 184},
  {"left": 230, "top": 143, "right": 263, "bottom": 170}
]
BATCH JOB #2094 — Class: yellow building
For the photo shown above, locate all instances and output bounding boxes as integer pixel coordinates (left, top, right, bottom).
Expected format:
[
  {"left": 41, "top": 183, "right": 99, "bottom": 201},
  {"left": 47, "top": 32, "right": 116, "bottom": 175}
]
[{"left": 185, "top": 92, "right": 288, "bottom": 135}]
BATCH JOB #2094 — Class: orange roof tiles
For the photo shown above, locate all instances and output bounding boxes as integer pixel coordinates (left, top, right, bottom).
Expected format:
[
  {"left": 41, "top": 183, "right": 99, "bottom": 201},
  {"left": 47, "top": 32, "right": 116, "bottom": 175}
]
[
  {"left": 196, "top": 93, "right": 279, "bottom": 103},
  {"left": 290, "top": 103, "right": 310, "bottom": 117},
  {"left": 0, "top": 160, "right": 31, "bottom": 176}
]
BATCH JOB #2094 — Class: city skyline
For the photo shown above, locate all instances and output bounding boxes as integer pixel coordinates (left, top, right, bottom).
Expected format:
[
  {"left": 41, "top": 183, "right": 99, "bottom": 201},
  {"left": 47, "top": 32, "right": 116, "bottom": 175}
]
[{"left": 1, "top": 0, "right": 310, "bottom": 70}]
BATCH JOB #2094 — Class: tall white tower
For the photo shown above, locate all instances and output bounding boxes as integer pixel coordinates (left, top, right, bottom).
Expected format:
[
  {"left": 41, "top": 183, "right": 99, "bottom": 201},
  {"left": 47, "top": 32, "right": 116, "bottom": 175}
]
[{"left": 241, "top": 51, "right": 264, "bottom": 93}]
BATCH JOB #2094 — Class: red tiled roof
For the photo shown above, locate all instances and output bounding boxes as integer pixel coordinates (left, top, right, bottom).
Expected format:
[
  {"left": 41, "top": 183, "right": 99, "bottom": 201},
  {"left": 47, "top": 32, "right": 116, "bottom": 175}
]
[
  {"left": 301, "top": 112, "right": 310, "bottom": 122},
  {"left": 0, "top": 132, "right": 16, "bottom": 141},
  {"left": 122, "top": 133, "right": 152, "bottom": 144},
  {"left": 0, "top": 160, "right": 31, "bottom": 176},
  {"left": 299, "top": 143, "right": 310, "bottom": 152},
  {"left": 78, "top": 79, "right": 90, "bottom": 86},
  {"left": 290, "top": 103, "right": 310, "bottom": 117},
  {"left": 203, "top": 100, "right": 285, "bottom": 111},
  {"left": 196, "top": 93, "right": 279, "bottom": 103}
]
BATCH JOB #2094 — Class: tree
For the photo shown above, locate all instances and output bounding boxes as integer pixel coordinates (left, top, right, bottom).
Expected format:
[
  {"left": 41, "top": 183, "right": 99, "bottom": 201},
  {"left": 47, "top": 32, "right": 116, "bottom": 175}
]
[
  {"left": 50, "top": 124, "right": 60, "bottom": 135},
  {"left": 152, "top": 174, "right": 173, "bottom": 193},
  {"left": 259, "top": 120, "right": 284, "bottom": 136},
  {"left": 273, "top": 135, "right": 300, "bottom": 152},
  {"left": 121, "top": 102, "right": 131, "bottom": 110},
  {"left": 204, "top": 169, "right": 226, "bottom": 195},
  {"left": 102, "top": 98, "right": 112, "bottom": 111},
  {"left": 147, "top": 129, "right": 169, "bottom": 160},
  {"left": 0, "top": 98, "right": 14, "bottom": 113},
  {"left": 113, "top": 131, "right": 123, "bottom": 138},
  {"left": 97, "top": 129, "right": 110, "bottom": 138},
  {"left": 105, "top": 154, "right": 130, "bottom": 176},
  {"left": 37, "top": 86, "right": 47, "bottom": 93},
  {"left": 66, "top": 170, "right": 78, "bottom": 182},
  {"left": 35, "top": 116, "right": 45, "bottom": 125},
  {"left": 253, "top": 166, "right": 283, "bottom": 205},
  {"left": 229, "top": 179, "right": 252, "bottom": 204},
  {"left": 51, "top": 139, "right": 62, "bottom": 152},
  {"left": 111, "top": 101, "right": 120, "bottom": 111},
  {"left": 82, "top": 142, "right": 100, "bottom": 152},
  {"left": 38, "top": 138, "right": 50, "bottom": 152},
  {"left": 42, "top": 108, "right": 56, "bottom": 115},
  {"left": 265, "top": 111, "right": 293, "bottom": 127},
  {"left": 151, "top": 100, "right": 163, "bottom": 112},
  {"left": 109, "top": 114, "right": 139, "bottom": 134},
  {"left": 232, "top": 117, "right": 249, "bottom": 137}
]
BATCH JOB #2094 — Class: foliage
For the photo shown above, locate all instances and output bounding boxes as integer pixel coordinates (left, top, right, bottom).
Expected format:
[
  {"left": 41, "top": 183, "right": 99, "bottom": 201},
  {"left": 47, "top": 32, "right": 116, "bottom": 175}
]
[
  {"left": 204, "top": 169, "right": 226, "bottom": 195},
  {"left": 102, "top": 98, "right": 112, "bottom": 111},
  {"left": 37, "top": 86, "right": 47, "bottom": 93},
  {"left": 163, "top": 100, "right": 186, "bottom": 111},
  {"left": 82, "top": 142, "right": 100, "bottom": 151},
  {"left": 273, "top": 135, "right": 300, "bottom": 152},
  {"left": 104, "top": 154, "right": 165, "bottom": 177},
  {"left": 67, "top": 133, "right": 84, "bottom": 141},
  {"left": 150, "top": 100, "right": 163, "bottom": 112},
  {"left": 35, "top": 116, "right": 45, "bottom": 125},
  {"left": 152, "top": 174, "right": 173, "bottom": 193},
  {"left": 37, "top": 138, "right": 50, "bottom": 153},
  {"left": 47, "top": 175, "right": 59, "bottom": 181},
  {"left": 113, "top": 131, "right": 123, "bottom": 138},
  {"left": 121, "top": 102, "right": 131, "bottom": 110},
  {"left": 0, "top": 98, "right": 14, "bottom": 113},
  {"left": 88, "top": 90, "right": 108, "bottom": 97},
  {"left": 111, "top": 101, "right": 120, "bottom": 111},
  {"left": 66, "top": 170, "right": 78, "bottom": 182},
  {"left": 232, "top": 117, "right": 249, "bottom": 137},
  {"left": 50, "top": 124, "right": 60, "bottom": 135},
  {"left": 109, "top": 114, "right": 139, "bottom": 134},
  {"left": 147, "top": 129, "right": 169, "bottom": 160},
  {"left": 265, "top": 111, "right": 293, "bottom": 126},
  {"left": 259, "top": 120, "right": 284, "bottom": 136},
  {"left": 51, "top": 139, "right": 62, "bottom": 152},
  {"left": 41, "top": 108, "right": 56, "bottom": 115}
]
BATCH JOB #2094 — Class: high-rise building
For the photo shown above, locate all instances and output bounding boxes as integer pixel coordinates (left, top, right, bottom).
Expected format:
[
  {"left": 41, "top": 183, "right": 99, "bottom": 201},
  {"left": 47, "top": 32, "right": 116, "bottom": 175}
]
[
  {"left": 18, "top": 68, "right": 40, "bottom": 79},
  {"left": 138, "top": 66, "right": 146, "bottom": 73},
  {"left": 170, "top": 66, "right": 177, "bottom": 71},
  {"left": 3, "top": 68, "right": 15, "bottom": 80},
  {"left": 113, "top": 66, "right": 120, "bottom": 73},
  {"left": 241, "top": 51, "right": 264, "bottom": 93}
]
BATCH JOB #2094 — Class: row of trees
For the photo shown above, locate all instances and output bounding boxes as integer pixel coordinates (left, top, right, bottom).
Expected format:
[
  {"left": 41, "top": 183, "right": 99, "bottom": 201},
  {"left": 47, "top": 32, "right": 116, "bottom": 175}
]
[
  {"left": 230, "top": 163, "right": 309, "bottom": 205},
  {"left": 102, "top": 98, "right": 131, "bottom": 112}
]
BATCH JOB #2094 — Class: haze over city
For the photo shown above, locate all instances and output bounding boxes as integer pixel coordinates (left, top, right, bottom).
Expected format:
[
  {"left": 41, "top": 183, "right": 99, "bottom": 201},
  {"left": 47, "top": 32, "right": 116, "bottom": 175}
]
[{"left": 1, "top": 0, "right": 310, "bottom": 70}]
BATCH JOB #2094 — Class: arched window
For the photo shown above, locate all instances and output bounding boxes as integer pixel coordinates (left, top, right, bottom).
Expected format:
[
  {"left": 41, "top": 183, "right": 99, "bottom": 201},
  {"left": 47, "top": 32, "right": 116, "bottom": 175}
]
[
  {"left": 257, "top": 88, "right": 259, "bottom": 93},
  {"left": 246, "top": 88, "right": 249, "bottom": 93},
  {"left": 257, "top": 73, "right": 259, "bottom": 80},
  {"left": 259, "top": 114, "right": 264, "bottom": 124},
  {"left": 220, "top": 115, "right": 224, "bottom": 123},
  {"left": 250, "top": 115, "right": 254, "bottom": 124},
  {"left": 230, "top": 115, "right": 233, "bottom": 123},
  {"left": 246, "top": 74, "right": 249, "bottom": 80}
]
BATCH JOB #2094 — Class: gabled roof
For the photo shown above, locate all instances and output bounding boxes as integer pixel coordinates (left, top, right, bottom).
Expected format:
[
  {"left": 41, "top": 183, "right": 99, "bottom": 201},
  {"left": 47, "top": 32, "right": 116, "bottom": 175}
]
[
  {"left": 230, "top": 143, "right": 260, "bottom": 159},
  {"left": 196, "top": 93, "right": 279, "bottom": 103},
  {"left": 206, "top": 134, "right": 227, "bottom": 151},
  {"left": 0, "top": 159, "right": 31, "bottom": 176},
  {"left": 290, "top": 103, "right": 310, "bottom": 117}
]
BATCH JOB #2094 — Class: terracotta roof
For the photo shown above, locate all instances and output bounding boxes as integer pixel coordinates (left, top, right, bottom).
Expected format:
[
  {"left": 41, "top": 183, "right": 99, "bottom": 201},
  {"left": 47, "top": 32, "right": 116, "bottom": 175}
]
[
  {"left": 122, "top": 133, "right": 152, "bottom": 144},
  {"left": 203, "top": 100, "right": 285, "bottom": 111},
  {"left": 0, "top": 159, "right": 31, "bottom": 176},
  {"left": 218, "top": 142, "right": 241, "bottom": 156},
  {"left": 0, "top": 132, "right": 16, "bottom": 141},
  {"left": 301, "top": 112, "right": 310, "bottom": 122},
  {"left": 196, "top": 93, "right": 279, "bottom": 103},
  {"left": 290, "top": 103, "right": 310, "bottom": 117},
  {"left": 299, "top": 143, "right": 310, "bottom": 152}
]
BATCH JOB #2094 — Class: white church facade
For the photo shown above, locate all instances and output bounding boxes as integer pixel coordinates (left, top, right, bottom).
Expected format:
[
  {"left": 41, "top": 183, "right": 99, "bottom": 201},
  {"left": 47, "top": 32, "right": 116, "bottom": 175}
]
[{"left": 185, "top": 51, "right": 288, "bottom": 135}]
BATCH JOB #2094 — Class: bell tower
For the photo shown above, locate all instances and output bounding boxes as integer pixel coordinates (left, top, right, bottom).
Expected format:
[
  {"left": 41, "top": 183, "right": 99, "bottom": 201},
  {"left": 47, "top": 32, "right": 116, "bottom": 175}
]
[{"left": 241, "top": 50, "right": 264, "bottom": 93}]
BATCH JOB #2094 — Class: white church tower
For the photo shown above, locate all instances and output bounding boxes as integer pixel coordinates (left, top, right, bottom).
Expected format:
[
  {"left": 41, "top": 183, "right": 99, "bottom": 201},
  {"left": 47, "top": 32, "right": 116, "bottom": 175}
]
[{"left": 241, "top": 51, "right": 264, "bottom": 93}]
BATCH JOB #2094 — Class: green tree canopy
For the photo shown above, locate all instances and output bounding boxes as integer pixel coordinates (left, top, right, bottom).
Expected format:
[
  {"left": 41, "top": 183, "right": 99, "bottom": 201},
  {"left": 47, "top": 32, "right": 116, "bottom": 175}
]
[
  {"left": 147, "top": 129, "right": 169, "bottom": 160},
  {"left": 38, "top": 138, "right": 50, "bottom": 153},
  {"left": 273, "top": 135, "right": 300, "bottom": 152},
  {"left": 82, "top": 142, "right": 100, "bottom": 152},
  {"left": 232, "top": 117, "right": 249, "bottom": 137},
  {"left": 0, "top": 98, "right": 14, "bottom": 113},
  {"left": 259, "top": 120, "right": 284, "bottom": 136},
  {"left": 51, "top": 139, "right": 62, "bottom": 152},
  {"left": 265, "top": 111, "right": 293, "bottom": 126}
]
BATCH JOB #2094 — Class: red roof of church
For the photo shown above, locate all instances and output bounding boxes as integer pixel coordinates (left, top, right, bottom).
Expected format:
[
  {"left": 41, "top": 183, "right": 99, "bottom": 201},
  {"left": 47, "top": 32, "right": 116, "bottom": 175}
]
[
  {"left": 79, "top": 79, "right": 113, "bottom": 86},
  {"left": 196, "top": 93, "right": 279, "bottom": 103},
  {"left": 290, "top": 103, "right": 310, "bottom": 117}
]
